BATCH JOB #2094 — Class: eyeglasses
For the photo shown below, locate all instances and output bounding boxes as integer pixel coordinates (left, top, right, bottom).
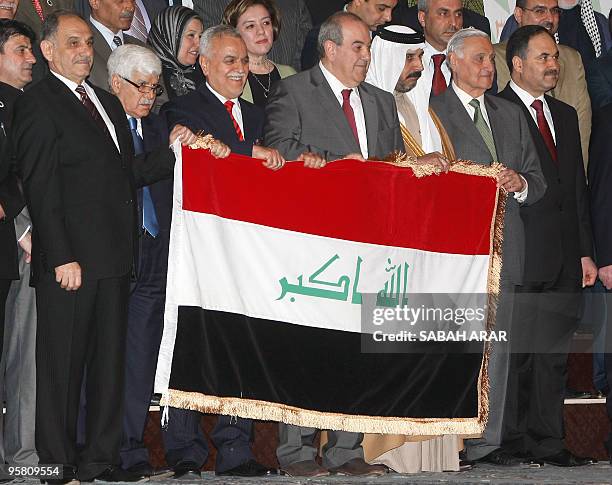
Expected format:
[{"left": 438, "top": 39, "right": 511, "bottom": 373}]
[
  {"left": 519, "top": 6, "right": 563, "bottom": 16},
  {"left": 120, "top": 76, "right": 164, "bottom": 96}
]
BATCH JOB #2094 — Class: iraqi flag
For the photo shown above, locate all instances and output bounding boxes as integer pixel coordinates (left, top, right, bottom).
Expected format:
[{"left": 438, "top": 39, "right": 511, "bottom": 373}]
[{"left": 155, "top": 145, "right": 506, "bottom": 436}]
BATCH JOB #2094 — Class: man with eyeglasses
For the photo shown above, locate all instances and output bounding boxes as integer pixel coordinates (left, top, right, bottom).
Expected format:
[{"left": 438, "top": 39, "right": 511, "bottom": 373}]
[
  {"left": 493, "top": 0, "right": 592, "bottom": 170},
  {"left": 107, "top": 43, "right": 230, "bottom": 480}
]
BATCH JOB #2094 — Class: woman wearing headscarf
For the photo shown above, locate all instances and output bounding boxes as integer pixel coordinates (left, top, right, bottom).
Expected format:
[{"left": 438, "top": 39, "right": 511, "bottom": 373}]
[
  {"left": 222, "top": 0, "right": 296, "bottom": 107},
  {"left": 148, "top": 6, "right": 205, "bottom": 99}
]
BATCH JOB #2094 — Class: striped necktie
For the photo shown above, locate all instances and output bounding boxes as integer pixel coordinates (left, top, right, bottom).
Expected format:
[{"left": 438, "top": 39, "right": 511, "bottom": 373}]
[
  {"left": 224, "top": 100, "right": 244, "bottom": 141},
  {"left": 130, "top": 2, "right": 148, "bottom": 42},
  {"left": 468, "top": 98, "right": 497, "bottom": 161}
]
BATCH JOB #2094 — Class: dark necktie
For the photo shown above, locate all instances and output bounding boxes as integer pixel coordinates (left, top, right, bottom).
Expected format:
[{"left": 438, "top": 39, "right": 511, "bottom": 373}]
[
  {"left": 113, "top": 35, "right": 122, "bottom": 48},
  {"left": 341, "top": 89, "right": 360, "bottom": 146},
  {"left": 128, "top": 117, "right": 159, "bottom": 237},
  {"left": 224, "top": 100, "right": 244, "bottom": 141},
  {"left": 431, "top": 54, "right": 447, "bottom": 96},
  {"left": 75, "top": 85, "right": 110, "bottom": 137},
  {"left": 530, "top": 99, "right": 558, "bottom": 164}
]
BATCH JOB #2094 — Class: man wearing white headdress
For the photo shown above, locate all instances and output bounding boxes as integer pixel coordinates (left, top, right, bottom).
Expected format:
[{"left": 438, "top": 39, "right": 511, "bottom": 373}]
[
  {"left": 361, "top": 25, "right": 464, "bottom": 474},
  {"left": 365, "top": 24, "right": 455, "bottom": 163}
]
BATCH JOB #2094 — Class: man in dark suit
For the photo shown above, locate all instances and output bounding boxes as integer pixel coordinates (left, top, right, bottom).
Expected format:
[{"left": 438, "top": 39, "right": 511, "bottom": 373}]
[
  {"left": 10, "top": 11, "right": 191, "bottom": 482},
  {"left": 264, "top": 12, "right": 402, "bottom": 477},
  {"left": 0, "top": 18, "right": 38, "bottom": 467},
  {"left": 300, "top": 0, "right": 397, "bottom": 70},
  {"left": 391, "top": 0, "right": 491, "bottom": 36},
  {"left": 86, "top": 0, "right": 143, "bottom": 90},
  {"left": 497, "top": 25, "right": 596, "bottom": 467},
  {"left": 159, "top": 25, "right": 282, "bottom": 478},
  {"left": 107, "top": 43, "right": 213, "bottom": 479},
  {"left": 586, "top": 47, "right": 612, "bottom": 110},
  {"left": 430, "top": 28, "right": 546, "bottom": 465}
]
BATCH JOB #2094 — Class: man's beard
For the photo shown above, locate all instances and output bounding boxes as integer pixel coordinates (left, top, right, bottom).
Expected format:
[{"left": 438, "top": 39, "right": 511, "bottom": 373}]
[{"left": 395, "top": 71, "right": 421, "bottom": 93}]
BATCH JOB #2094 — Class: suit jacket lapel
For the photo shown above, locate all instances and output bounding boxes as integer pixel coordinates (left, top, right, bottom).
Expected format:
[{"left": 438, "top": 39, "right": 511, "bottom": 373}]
[
  {"left": 91, "top": 25, "right": 112, "bottom": 63},
  {"left": 93, "top": 84, "right": 124, "bottom": 156},
  {"left": 441, "top": 88, "right": 493, "bottom": 163},
  {"left": 484, "top": 95, "right": 503, "bottom": 162},
  {"left": 359, "top": 84, "right": 378, "bottom": 157},
  {"left": 310, "top": 67, "right": 360, "bottom": 153}
]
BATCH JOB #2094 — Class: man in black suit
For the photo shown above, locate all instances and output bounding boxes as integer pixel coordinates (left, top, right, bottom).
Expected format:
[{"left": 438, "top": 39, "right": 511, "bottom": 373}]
[
  {"left": 586, "top": 46, "right": 612, "bottom": 110},
  {"left": 11, "top": 11, "right": 193, "bottom": 482},
  {"left": 391, "top": 0, "right": 491, "bottom": 36},
  {"left": 0, "top": 18, "right": 38, "bottom": 467},
  {"left": 300, "top": 0, "right": 397, "bottom": 70},
  {"left": 497, "top": 25, "right": 596, "bottom": 467},
  {"left": 159, "top": 25, "right": 282, "bottom": 478}
]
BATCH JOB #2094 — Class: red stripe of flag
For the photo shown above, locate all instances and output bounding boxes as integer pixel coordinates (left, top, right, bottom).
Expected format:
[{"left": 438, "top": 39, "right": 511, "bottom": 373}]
[{"left": 181, "top": 149, "right": 497, "bottom": 255}]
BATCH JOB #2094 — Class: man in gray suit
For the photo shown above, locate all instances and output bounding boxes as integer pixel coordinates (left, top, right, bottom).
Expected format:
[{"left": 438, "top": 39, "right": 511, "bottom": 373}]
[
  {"left": 87, "top": 0, "right": 143, "bottom": 90},
  {"left": 430, "top": 28, "right": 546, "bottom": 465},
  {"left": 264, "top": 11, "right": 402, "bottom": 478}
]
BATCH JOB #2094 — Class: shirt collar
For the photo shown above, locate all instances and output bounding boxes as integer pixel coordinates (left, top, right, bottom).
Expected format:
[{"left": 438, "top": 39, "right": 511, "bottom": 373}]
[
  {"left": 509, "top": 79, "right": 546, "bottom": 110},
  {"left": 423, "top": 41, "right": 447, "bottom": 63},
  {"left": 90, "top": 15, "right": 123, "bottom": 45},
  {"left": 206, "top": 82, "right": 240, "bottom": 106},
  {"left": 319, "top": 61, "right": 361, "bottom": 99},
  {"left": 452, "top": 81, "right": 485, "bottom": 108},
  {"left": 51, "top": 70, "right": 81, "bottom": 92}
]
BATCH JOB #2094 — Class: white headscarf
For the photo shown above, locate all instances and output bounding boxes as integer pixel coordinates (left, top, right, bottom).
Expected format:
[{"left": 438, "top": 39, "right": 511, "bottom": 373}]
[{"left": 366, "top": 25, "right": 443, "bottom": 153}]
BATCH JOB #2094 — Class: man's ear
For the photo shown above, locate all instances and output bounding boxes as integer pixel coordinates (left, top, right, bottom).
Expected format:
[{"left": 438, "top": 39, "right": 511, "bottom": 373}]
[
  {"left": 511, "top": 55, "right": 523, "bottom": 75},
  {"left": 40, "top": 39, "right": 53, "bottom": 63},
  {"left": 417, "top": 10, "right": 426, "bottom": 29},
  {"left": 110, "top": 73, "right": 122, "bottom": 95},
  {"left": 323, "top": 40, "right": 337, "bottom": 61},
  {"left": 513, "top": 6, "right": 523, "bottom": 26},
  {"left": 198, "top": 55, "right": 208, "bottom": 76}
]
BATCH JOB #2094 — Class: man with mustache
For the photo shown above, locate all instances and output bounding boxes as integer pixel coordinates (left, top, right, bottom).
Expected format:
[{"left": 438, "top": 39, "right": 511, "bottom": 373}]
[
  {"left": 0, "top": 17, "right": 36, "bottom": 469},
  {"left": 11, "top": 11, "right": 194, "bottom": 482},
  {"left": 301, "top": 0, "right": 397, "bottom": 70},
  {"left": 107, "top": 43, "right": 222, "bottom": 480},
  {"left": 0, "top": 0, "right": 18, "bottom": 20},
  {"left": 496, "top": 24, "right": 596, "bottom": 467},
  {"left": 493, "top": 0, "right": 591, "bottom": 170},
  {"left": 159, "top": 25, "right": 283, "bottom": 479},
  {"left": 366, "top": 24, "right": 452, "bottom": 166},
  {"left": 264, "top": 12, "right": 403, "bottom": 477},
  {"left": 87, "top": 0, "right": 142, "bottom": 91},
  {"left": 430, "top": 28, "right": 546, "bottom": 466}
]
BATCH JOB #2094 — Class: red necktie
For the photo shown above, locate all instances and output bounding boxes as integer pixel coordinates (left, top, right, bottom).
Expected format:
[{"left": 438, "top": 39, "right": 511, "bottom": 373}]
[
  {"left": 224, "top": 100, "right": 244, "bottom": 141},
  {"left": 341, "top": 89, "right": 360, "bottom": 146},
  {"left": 75, "top": 85, "right": 110, "bottom": 138},
  {"left": 531, "top": 99, "right": 558, "bottom": 164},
  {"left": 32, "top": 0, "right": 44, "bottom": 22},
  {"left": 431, "top": 54, "right": 447, "bottom": 96}
]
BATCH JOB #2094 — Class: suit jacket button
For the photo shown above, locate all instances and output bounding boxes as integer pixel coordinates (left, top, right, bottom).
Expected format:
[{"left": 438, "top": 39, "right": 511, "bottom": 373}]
[{"left": 126, "top": 199, "right": 132, "bottom": 204}]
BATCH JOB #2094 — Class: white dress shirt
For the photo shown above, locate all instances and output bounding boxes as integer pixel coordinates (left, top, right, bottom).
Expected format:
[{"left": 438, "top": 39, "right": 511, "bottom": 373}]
[
  {"left": 51, "top": 70, "right": 120, "bottom": 152},
  {"left": 414, "top": 42, "right": 452, "bottom": 101},
  {"left": 508, "top": 80, "right": 556, "bottom": 143},
  {"left": 319, "top": 62, "right": 369, "bottom": 158},
  {"left": 90, "top": 16, "right": 124, "bottom": 50},
  {"left": 452, "top": 82, "right": 528, "bottom": 202},
  {"left": 206, "top": 82, "right": 244, "bottom": 136}
]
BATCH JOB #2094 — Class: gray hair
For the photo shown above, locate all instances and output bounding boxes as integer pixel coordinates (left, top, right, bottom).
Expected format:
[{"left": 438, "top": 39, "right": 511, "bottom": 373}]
[
  {"left": 317, "top": 11, "right": 363, "bottom": 59},
  {"left": 446, "top": 27, "right": 490, "bottom": 58},
  {"left": 199, "top": 24, "right": 242, "bottom": 56},
  {"left": 417, "top": 0, "right": 430, "bottom": 12},
  {"left": 107, "top": 44, "right": 161, "bottom": 87}
]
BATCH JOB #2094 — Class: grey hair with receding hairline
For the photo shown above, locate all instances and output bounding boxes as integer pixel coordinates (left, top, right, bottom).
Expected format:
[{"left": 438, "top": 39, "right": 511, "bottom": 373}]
[
  {"left": 446, "top": 27, "right": 490, "bottom": 60},
  {"left": 107, "top": 44, "right": 162, "bottom": 88},
  {"left": 199, "top": 24, "right": 242, "bottom": 57},
  {"left": 317, "top": 11, "right": 364, "bottom": 59}
]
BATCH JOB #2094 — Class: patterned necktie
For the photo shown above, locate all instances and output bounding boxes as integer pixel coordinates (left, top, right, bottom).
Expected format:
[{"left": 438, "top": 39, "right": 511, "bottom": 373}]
[
  {"left": 32, "top": 0, "right": 44, "bottom": 22},
  {"left": 224, "top": 100, "right": 244, "bottom": 141},
  {"left": 113, "top": 35, "right": 122, "bottom": 48},
  {"left": 75, "top": 85, "right": 110, "bottom": 137},
  {"left": 531, "top": 99, "right": 558, "bottom": 164},
  {"left": 129, "top": 117, "right": 159, "bottom": 237},
  {"left": 130, "top": 2, "right": 148, "bottom": 42},
  {"left": 431, "top": 54, "right": 447, "bottom": 97},
  {"left": 468, "top": 98, "right": 497, "bottom": 161},
  {"left": 341, "top": 89, "right": 360, "bottom": 146}
]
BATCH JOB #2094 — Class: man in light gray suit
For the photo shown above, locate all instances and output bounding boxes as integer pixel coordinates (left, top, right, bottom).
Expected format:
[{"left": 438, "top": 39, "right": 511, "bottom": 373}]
[
  {"left": 430, "top": 28, "right": 546, "bottom": 465},
  {"left": 264, "top": 11, "right": 402, "bottom": 478}
]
